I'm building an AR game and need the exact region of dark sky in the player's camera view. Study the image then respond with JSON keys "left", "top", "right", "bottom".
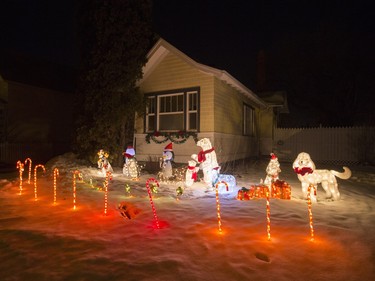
{"left": 1, "top": 0, "right": 78, "bottom": 66}
{"left": 152, "top": 1, "right": 374, "bottom": 87}
{"left": 1, "top": 0, "right": 374, "bottom": 126}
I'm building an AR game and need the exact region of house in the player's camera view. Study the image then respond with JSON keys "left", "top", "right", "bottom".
{"left": 134, "top": 38, "right": 283, "bottom": 164}
{"left": 0, "top": 50, "right": 76, "bottom": 163}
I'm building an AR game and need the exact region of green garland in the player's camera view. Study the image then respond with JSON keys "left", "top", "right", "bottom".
{"left": 145, "top": 131, "right": 198, "bottom": 144}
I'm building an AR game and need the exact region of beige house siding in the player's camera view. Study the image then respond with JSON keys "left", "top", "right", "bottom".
{"left": 134, "top": 38, "right": 272, "bottom": 164}
{"left": 134, "top": 131, "right": 258, "bottom": 164}
{"left": 259, "top": 107, "right": 274, "bottom": 154}
{"left": 139, "top": 52, "right": 215, "bottom": 133}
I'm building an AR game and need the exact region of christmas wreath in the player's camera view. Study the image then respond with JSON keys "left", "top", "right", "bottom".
{"left": 145, "top": 131, "right": 198, "bottom": 144}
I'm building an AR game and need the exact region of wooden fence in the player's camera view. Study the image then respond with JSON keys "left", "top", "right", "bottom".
{"left": 273, "top": 126, "right": 375, "bottom": 165}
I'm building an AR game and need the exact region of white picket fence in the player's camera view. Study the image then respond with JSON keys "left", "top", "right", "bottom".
{"left": 273, "top": 126, "right": 375, "bottom": 165}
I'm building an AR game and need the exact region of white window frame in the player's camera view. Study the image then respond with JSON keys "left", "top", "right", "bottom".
{"left": 157, "top": 92, "right": 184, "bottom": 131}
{"left": 145, "top": 88, "right": 199, "bottom": 133}
{"left": 187, "top": 91, "right": 198, "bottom": 131}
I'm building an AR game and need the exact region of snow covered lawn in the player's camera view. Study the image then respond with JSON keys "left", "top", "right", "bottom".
{"left": 1, "top": 154, "right": 374, "bottom": 281}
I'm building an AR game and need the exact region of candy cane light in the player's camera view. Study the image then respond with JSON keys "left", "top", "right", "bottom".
{"left": 266, "top": 186, "right": 271, "bottom": 241}
{"left": 33, "top": 164, "right": 46, "bottom": 201}
{"left": 53, "top": 168, "right": 59, "bottom": 205}
{"left": 146, "top": 178, "right": 160, "bottom": 229}
{"left": 16, "top": 161, "right": 24, "bottom": 195}
{"left": 215, "top": 181, "right": 228, "bottom": 234}
{"left": 24, "top": 158, "right": 32, "bottom": 184}
{"left": 72, "top": 170, "right": 81, "bottom": 210}
{"left": 104, "top": 171, "right": 112, "bottom": 215}
{"left": 307, "top": 184, "right": 316, "bottom": 241}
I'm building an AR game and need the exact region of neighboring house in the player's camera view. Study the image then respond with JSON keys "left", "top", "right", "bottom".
{"left": 134, "top": 38, "right": 284, "bottom": 164}
{"left": 0, "top": 50, "right": 76, "bottom": 163}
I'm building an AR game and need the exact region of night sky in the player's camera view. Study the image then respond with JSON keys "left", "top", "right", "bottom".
{"left": 1, "top": 0, "right": 374, "bottom": 126}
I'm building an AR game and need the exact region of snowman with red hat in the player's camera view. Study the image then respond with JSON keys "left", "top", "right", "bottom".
{"left": 122, "top": 145, "right": 139, "bottom": 179}
{"left": 160, "top": 142, "right": 174, "bottom": 179}
{"left": 264, "top": 153, "right": 281, "bottom": 187}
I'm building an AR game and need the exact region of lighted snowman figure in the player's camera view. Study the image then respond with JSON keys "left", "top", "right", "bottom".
{"left": 160, "top": 143, "right": 174, "bottom": 179}
{"left": 123, "top": 145, "right": 139, "bottom": 180}
{"left": 263, "top": 153, "right": 281, "bottom": 187}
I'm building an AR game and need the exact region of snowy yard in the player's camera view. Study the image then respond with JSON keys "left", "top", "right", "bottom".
{"left": 0, "top": 153, "right": 374, "bottom": 281}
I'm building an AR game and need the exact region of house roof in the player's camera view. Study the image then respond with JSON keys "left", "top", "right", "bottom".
{"left": 258, "top": 91, "right": 289, "bottom": 113}
{"left": 140, "top": 38, "right": 267, "bottom": 108}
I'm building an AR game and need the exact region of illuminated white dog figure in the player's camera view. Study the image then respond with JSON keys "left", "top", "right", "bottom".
{"left": 293, "top": 152, "right": 351, "bottom": 202}
{"left": 195, "top": 138, "right": 220, "bottom": 187}
{"left": 185, "top": 160, "right": 199, "bottom": 187}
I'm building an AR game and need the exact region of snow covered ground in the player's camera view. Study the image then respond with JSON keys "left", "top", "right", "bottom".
{"left": 0, "top": 153, "right": 374, "bottom": 281}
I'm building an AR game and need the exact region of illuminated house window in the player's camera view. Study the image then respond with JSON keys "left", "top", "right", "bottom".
{"left": 145, "top": 88, "right": 199, "bottom": 132}
{"left": 243, "top": 103, "right": 255, "bottom": 136}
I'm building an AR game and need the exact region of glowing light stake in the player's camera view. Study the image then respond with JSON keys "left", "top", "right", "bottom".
{"left": 307, "top": 184, "right": 317, "bottom": 241}
{"left": 214, "top": 181, "right": 228, "bottom": 233}
{"left": 33, "top": 164, "right": 46, "bottom": 201}
{"left": 53, "top": 168, "right": 59, "bottom": 205}
{"left": 146, "top": 178, "right": 160, "bottom": 229}
{"left": 16, "top": 161, "right": 24, "bottom": 195}
{"left": 104, "top": 171, "right": 112, "bottom": 216}
{"left": 24, "top": 158, "right": 32, "bottom": 184}
{"left": 72, "top": 170, "right": 81, "bottom": 210}
{"left": 266, "top": 186, "right": 271, "bottom": 241}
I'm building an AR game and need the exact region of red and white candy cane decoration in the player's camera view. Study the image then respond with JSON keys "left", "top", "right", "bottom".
{"left": 266, "top": 186, "right": 271, "bottom": 241}
{"left": 146, "top": 178, "right": 160, "bottom": 229}
{"left": 215, "top": 181, "right": 228, "bottom": 233}
{"left": 307, "top": 184, "right": 317, "bottom": 241}
{"left": 104, "top": 171, "right": 112, "bottom": 215}
{"left": 33, "top": 164, "right": 46, "bottom": 201}
{"left": 72, "top": 170, "right": 81, "bottom": 210}
{"left": 24, "top": 158, "right": 32, "bottom": 184}
{"left": 53, "top": 168, "right": 59, "bottom": 205}
{"left": 16, "top": 161, "right": 24, "bottom": 195}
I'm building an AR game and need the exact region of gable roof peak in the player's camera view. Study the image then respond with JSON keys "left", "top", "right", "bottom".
{"left": 141, "top": 38, "right": 267, "bottom": 108}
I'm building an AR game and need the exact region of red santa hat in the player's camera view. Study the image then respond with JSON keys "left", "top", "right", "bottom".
{"left": 164, "top": 142, "right": 173, "bottom": 152}
{"left": 270, "top": 153, "right": 277, "bottom": 160}
{"left": 123, "top": 146, "right": 135, "bottom": 158}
